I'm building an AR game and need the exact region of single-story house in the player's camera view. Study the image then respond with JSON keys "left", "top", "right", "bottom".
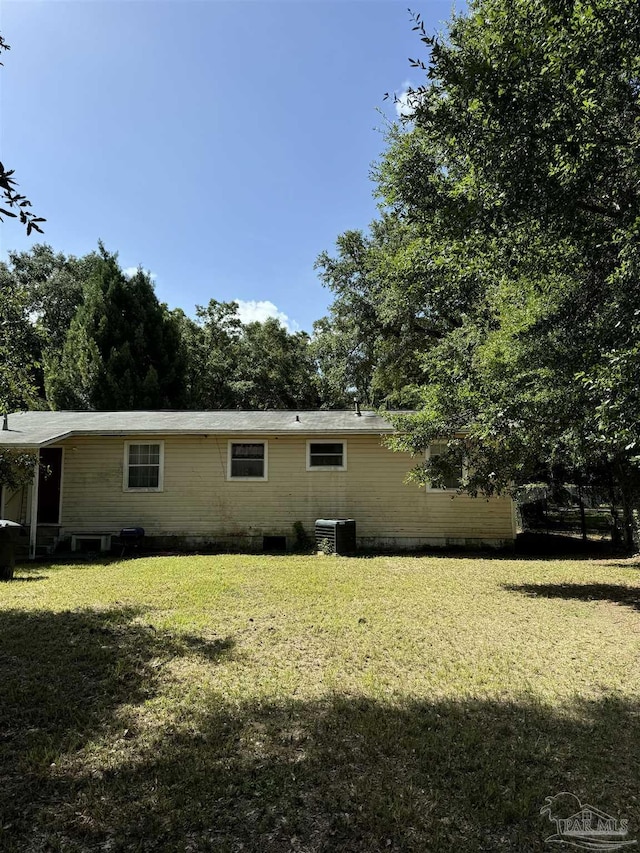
{"left": 0, "top": 409, "right": 516, "bottom": 556}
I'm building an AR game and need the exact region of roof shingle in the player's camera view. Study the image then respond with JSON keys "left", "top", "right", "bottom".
{"left": 0, "top": 410, "right": 404, "bottom": 447}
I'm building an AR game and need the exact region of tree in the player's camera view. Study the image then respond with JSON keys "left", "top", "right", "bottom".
{"left": 9, "top": 244, "right": 99, "bottom": 354}
{"left": 322, "top": 0, "right": 640, "bottom": 547}
{"left": 313, "top": 223, "right": 417, "bottom": 407}
{"left": 0, "top": 254, "right": 46, "bottom": 494}
{"left": 0, "top": 239, "right": 323, "bottom": 415}
{"left": 0, "top": 32, "right": 47, "bottom": 491}
{"left": 188, "top": 299, "right": 243, "bottom": 409}
{"left": 0, "top": 244, "right": 101, "bottom": 408}
{"left": 0, "top": 32, "right": 47, "bottom": 442}
{"left": 184, "top": 300, "right": 321, "bottom": 410}
{"left": 314, "top": 213, "right": 484, "bottom": 407}
{"left": 47, "top": 247, "right": 188, "bottom": 410}
{"left": 387, "top": 0, "right": 640, "bottom": 547}
{"left": 233, "top": 319, "right": 321, "bottom": 409}
{"left": 0, "top": 261, "right": 43, "bottom": 413}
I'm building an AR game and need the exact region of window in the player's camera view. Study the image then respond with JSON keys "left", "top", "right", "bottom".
{"left": 427, "top": 442, "right": 465, "bottom": 490}
{"left": 124, "top": 442, "right": 164, "bottom": 491}
{"left": 307, "top": 441, "right": 347, "bottom": 471}
{"left": 228, "top": 442, "right": 267, "bottom": 480}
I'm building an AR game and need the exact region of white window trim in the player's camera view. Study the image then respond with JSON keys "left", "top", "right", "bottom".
{"left": 425, "top": 442, "right": 467, "bottom": 492}
{"left": 306, "top": 439, "right": 347, "bottom": 472}
{"left": 227, "top": 440, "right": 268, "bottom": 481}
{"left": 123, "top": 440, "right": 165, "bottom": 492}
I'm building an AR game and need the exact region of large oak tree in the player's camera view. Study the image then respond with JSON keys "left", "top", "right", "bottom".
{"left": 320, "top": 0, "right": 640, "bottom": 546}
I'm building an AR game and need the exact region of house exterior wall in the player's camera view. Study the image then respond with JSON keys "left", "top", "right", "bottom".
{"left": 48, "top": 433, "right": 515, "bottom": 549}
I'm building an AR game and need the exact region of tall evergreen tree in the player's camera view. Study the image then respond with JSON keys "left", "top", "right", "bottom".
{"left": 47, "top": 247, "right": 188, "bottom": 410}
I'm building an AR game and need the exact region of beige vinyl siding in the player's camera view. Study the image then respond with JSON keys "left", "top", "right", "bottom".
{"left": 2, "top": 487, "right": 26, "bottom": 524}
{"left": 57, "top": 433, "right": 514, "bottom": 543}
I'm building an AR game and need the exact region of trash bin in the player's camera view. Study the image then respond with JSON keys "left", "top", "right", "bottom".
{"left": 0, "top": 520, "right": 23, "bottom": 581}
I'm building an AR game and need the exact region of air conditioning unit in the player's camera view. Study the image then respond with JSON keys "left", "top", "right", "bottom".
{"left": 315, "top": 519, "right": 356, "bottom": 555}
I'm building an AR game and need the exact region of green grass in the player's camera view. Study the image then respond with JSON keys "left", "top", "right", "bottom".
{"left": 1, "top": 553, "right": 639, "bottom": 852}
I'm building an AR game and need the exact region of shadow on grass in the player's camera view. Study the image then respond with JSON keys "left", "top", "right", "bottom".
{"left": 504, "top": 582, "right": 640, "bottom": 612}
{"left": 514, "top": 531, "right": 618, "bottom": 559}
{"left": 2, "top": 639, "right": 639, "bottom": 853}
{"left": 358, "top": 533, "right": 620, "bottom": 562}
{"left": 5, "top": 564, "right": 50, "bottom": 582}
{"left": 93, "top": 695, "right": 639, "bottom": 853}
{"left": 0, "top": 606, "right": 234, "bottom": 851}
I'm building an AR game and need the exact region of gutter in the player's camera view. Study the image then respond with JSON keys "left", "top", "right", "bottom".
{"left": 0, "top": 429, "right": 397, "bottom": 446}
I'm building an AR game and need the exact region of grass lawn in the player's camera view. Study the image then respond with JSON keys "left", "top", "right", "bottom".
{"left": 1, "top": 553, "right": 639, "bottom": 852}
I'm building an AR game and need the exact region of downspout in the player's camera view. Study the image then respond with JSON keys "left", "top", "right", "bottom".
{"left": 29, "top": 454, "right": 39, "bottom": 560}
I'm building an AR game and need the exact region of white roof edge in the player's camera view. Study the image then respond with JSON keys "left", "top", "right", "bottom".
{"left": 0, "top": 442, "right": 41, "bottom": 450}
{"left": 41, "top": 431, "right": 74, "bottom": 446}
{"left": 0, "top": 431, "right": 74, "bottom": 448}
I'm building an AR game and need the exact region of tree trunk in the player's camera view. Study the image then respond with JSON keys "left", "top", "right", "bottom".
{"left": 577, "top": 484, "right": 587, "bottom": 542}
{"left": 610, "top": 503, "right": 622, "bottom": 547}
{"left": 619, "top": 487, "right": 639, "bottom": 554}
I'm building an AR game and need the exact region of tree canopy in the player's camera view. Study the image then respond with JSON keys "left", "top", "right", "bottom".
{"left": 317, "top": 0, "right": 640, "bottom": 546}
{"left": 46, "top": 248, "right": 189, "bottom": 410}
{"left": 0, "top": 243, "right": 324, "bottom": 418}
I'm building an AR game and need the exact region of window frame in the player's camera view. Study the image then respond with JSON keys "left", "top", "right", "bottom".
{"left": 123, "top": 440, "right": 165, "bottom": 492}
{"left": 227, "top": 440, "right": 269, "bottom": 481}
{"left": 306, "top": 439, "right": 347, "bottom": 472}
{"left": 425, "top": 442, "right": 467, "bottom": 492}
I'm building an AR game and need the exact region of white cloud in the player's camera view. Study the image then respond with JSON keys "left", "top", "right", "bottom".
{"left": 123, "top": 266, "right": 157, "bottom": 281}
{"left": 395, "top": 81, "right": 421, "bottom": 118}
{"left": 235, "top": 299, "right": 299, "bottom": 332}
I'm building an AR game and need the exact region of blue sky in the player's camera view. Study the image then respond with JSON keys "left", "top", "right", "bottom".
{"left": 1, "top": 0, "right": 457, "bottom": 332}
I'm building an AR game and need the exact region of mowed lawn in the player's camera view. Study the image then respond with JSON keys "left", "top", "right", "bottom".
{"left": 1, "top": 554, "right": 639, "bottom": 852}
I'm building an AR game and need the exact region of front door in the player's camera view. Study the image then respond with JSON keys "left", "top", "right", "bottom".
{"left": 37, "top": 448, "right": 63, "bottom": 524}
